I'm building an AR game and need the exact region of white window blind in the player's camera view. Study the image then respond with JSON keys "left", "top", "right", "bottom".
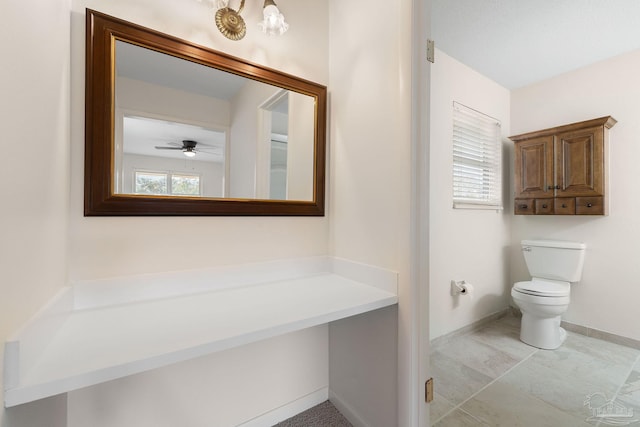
{"left": 452, "top": 102, "right": 502, "bottom": 209}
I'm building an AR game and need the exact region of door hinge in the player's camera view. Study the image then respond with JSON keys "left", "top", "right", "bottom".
{"left": 427, "top": 39, "right": 435, "bottom": 63}
{"left": 425, "top": 377, "right": 434, "bottom": 403}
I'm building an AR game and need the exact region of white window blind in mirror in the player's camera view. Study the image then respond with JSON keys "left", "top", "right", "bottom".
{"left": 452, "top": 102, "right": 502, "bottom": 209}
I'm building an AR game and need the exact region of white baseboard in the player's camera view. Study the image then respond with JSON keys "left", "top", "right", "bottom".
{"left": 329, "top": 389, "right": 372, "bottom": 427}
{"left": 237, "top": 387, "right": 329, "bottom": 427}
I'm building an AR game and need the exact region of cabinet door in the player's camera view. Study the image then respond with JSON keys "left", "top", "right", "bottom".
{"left": 514, "top": 136, "right": 554, "bottom": 198}
{"left": 555, "top": 126, "right": 604, "bottom": 197}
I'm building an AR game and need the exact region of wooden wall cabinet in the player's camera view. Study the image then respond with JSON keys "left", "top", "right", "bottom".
{"left": 511, "top": 116, "right": 616, "bottom": 216}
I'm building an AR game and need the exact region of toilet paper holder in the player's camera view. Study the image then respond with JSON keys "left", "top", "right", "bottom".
{"left": 451, "top": 280, "right": 474, "bottom": 296}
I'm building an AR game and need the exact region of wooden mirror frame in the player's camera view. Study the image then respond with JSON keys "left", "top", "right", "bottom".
{"left": 85, "top": 9, "right": 326, "bottom": 216}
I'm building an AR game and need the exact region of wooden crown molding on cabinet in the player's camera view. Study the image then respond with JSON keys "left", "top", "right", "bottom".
{"left": 511, "top": 116, "right": 616, "bottom": 216}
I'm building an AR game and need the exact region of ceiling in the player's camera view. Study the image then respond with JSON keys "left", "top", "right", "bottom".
{"left": 116, "top": 40, "right": 291, "bottom": 162}
{"left": 116, "top": 40, "right": 246, "bottom": 100}
{"left": 432, "top": 0, "right": 640, "bottom": 89}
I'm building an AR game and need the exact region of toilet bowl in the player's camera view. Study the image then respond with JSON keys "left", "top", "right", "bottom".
{"left": 511, "top": 279, "right": 570, "bottom": 349}
{"left": 511, "top": 240, "right": 586, "bottom": 350}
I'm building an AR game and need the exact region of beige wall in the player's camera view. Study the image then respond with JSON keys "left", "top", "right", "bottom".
{"left": 69, "top": 0, "right": 330, "bottom": 281}
{"left": 431, "top": 46, "right": 640, "bottom": 344}
{"left": 286, "top": 92, "right": 315, "bottom": 201}
{"left": 0, "top": 0, "right": 71, "bottom": 425}
{"left": 1, "top": 0, "right": 330, "bottom": 425}
{"left": 328, "top": 0, "right": 414, "bottom": 424}
{"left": 429, "top": 49, "right": 512, "bottom": 339}
{"left": 511, "top": 48, "right": 640, "bottom": 342}
{"left": 228, "top": 79, "right": 280, "bottom": 198}
{"left": 1, "top": 0, "right": 429, "bottom": 424}
{"left": 66, "top": 0, "right": 330, "bottom": 425}
{"left": 68, "top": 327, "right": 329, "bottom": 427}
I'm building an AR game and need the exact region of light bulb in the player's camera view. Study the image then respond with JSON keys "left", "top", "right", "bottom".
{"left": 258, "top": 3, "right": 288, "bottom": 36}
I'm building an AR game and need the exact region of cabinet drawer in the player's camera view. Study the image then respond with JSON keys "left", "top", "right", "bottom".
{"left": 515, "top": 199, "right": 534, "bottom": 215}
{"left": 554, "top": 198, "right": 576, "bottom": 215}
{"left": 576, "top": 197, "right": 605, "bottom": 215}
{"left": 535, "top": 198, "right": 554, "bottom": 214}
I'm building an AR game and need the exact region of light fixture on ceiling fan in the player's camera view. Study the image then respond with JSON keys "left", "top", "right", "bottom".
{"left": 214, "top": 0, "right": 288, "bottom": 41}
{"left": 155, "top": 140, "right": 208, "bottom": 158}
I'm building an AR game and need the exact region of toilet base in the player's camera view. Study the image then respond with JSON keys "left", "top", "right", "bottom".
{"left": 519, "top": 313, "right": 566, "bottom": 350}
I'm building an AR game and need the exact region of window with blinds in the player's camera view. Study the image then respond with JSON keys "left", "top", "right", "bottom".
{"left": 452, "top": 102, "right": 502, "bottom": 209}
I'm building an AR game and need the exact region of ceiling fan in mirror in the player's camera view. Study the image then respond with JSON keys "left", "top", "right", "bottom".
{"left": 154, "top": 140, "right": 219, "bottom": 158}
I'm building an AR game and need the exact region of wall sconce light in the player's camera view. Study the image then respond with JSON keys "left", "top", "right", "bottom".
{"left": 258, "top": 0, "right": 289, "bottom": 36}
{"left": 215, "top": 0, "right": 247, "bottom": 40}
{"left": 214, "top": 0, "right": 288, "bottom": 41}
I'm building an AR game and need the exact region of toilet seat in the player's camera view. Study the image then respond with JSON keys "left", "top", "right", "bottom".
{"left": 513, "top": 278, "right": 570, "bottom": 297}
{"left": 511, "top": 288, "right": 570, "bottom": 306}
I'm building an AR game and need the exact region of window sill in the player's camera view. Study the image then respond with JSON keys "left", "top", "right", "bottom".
{"left": 453, "top": 202, "right": 503, "bottom": 211}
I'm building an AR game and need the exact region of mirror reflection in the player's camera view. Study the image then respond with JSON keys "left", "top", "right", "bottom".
{"left": 119, "top": 115, "right": 227, "bottom": 197}
{"left": 114, "top": 40, "right": 315, "bottom": 201}
{"left": 85, "top": 9, "right": 326, "bottom": 216}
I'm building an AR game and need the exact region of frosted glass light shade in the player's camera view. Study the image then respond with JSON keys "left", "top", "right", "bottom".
{"left": 258, "top": 4, "right": 289, "bottom": 35}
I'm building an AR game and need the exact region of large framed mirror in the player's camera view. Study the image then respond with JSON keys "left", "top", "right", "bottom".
{"left": 85, "top": 9, "right": 326, "bottom": 216}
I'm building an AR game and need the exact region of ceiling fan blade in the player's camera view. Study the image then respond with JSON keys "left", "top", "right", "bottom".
{"left": 154, "top": 146, "right": 182, "bottom": 150}
{"left": 194, "top": 141, "right": 218, "bottom": 148}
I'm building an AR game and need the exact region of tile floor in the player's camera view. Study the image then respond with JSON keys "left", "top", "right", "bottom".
{"left": 431, "top": 314, "right": 640, "bottom": 426}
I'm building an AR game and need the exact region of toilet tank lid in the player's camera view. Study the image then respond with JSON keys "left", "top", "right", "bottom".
{"left": 522, "top": 239, "right": 586, "bottom": 250}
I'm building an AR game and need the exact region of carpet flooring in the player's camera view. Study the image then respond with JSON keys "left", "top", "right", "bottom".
{"left": 273, "top": 400, "right": 353, "bottom": 427}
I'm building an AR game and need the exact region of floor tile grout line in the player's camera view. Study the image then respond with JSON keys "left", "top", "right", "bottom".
{"left": 612, "top": 352, "right": 640, "bottom": 401}
{"left": 432, "top": 346, "right": 540, "bottom": 424}
{"left": 455, "top": 406, "right": 492, "bottom": 426}
{"left": 591, "top": 353, "right": 640, "bottom": 427}
{"left": 432, "top": 320, "right": 640, "bottom": 426}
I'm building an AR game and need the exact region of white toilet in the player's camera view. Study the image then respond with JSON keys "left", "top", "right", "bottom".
{"left": 511, "top": 239, "right": 586, "bottom": 350}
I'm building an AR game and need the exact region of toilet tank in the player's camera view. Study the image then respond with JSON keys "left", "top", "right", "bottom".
{"left": 521, "top": 239, "right": 586, "bottom": 282}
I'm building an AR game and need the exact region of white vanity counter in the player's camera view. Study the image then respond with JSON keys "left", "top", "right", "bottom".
{"left": 3, "top": 257, "right": 397, "bottom": 407}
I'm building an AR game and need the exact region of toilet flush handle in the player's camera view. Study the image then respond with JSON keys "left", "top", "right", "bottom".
{"left": 522, "top": 246, "right": 532, "bottom": 252}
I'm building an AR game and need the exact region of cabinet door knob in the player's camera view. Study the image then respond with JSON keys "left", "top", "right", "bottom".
{"left": 519, "top": 204, "right": 528, "bottom": 209}
{"left": 562, "top": 204, "right": 567, "bottom": 208}
{"left": 555, "top": 185, "right": 561, "bottom": 190}
{"left": 587, "top": 203, "right": 593, "bottom": 208}
{"left": 547, "top": 186, "right": 553, "bottom": 190}
{"left": 542, "top": 204, "right": 548, "bottom": 208}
